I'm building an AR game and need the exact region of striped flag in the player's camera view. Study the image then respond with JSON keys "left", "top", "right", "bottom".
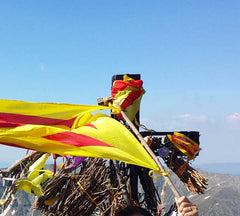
{"left": 0, "top": 99, "right": 159, "bottom": 171}
{"left": 111, "top": 74, "right": 145, "bottom": 122}
{"left": 167, "top": 132, "right": 200, "bottom": 158}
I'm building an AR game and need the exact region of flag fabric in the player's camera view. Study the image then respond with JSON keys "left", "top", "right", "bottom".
{"left": 111, "top": 75, "right": 145, "bottom": 122}
{"left": 15, "top": 153, "right": 53, "bottom": 196}
{"left": 167, "top": 132, "right": 200, "bottom": 159}
{"left": 0, "top": 99, "right": 159, "bottom": 171}
{"left": 63, "top": 156, "right": 86, "bottom": 169}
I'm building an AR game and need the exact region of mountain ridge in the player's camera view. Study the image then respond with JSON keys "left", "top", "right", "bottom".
{"left": 194, "top": 162, "right": 240, "bottom": 176}
{"left": 1, "top": 168, "right": 240, "bottom": 216}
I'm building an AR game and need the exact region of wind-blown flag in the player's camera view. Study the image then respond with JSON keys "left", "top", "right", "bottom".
{"left": 167, "top": 132, "right": 200, "bottom": 159}
{"left": 111, "top": 75, "right": 145, "bottom": 122}
{"left": 0, "top": 99, "right": 159, "bottom": 171}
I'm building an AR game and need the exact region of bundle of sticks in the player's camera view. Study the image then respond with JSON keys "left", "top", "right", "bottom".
{"left": 0, "top": 153, "right": 129, "bottom": 216}
{"left": 33, "top": 158, "right": 127, "bottom": 216}
{"left": 149, "top": 135, "right": 208, "bottom": 194}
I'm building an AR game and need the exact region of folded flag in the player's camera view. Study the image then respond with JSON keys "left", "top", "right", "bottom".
{"left": 14, "top": 153, "right": 53, "bottom": 196}
{"left": 0, "top": 99, "right": 159, "bottom": 171}
{"left": 167, "top": 132, "right": 200, "bottom": 159}
{"left": 111, "top": 74, "right": 145, "bottom": 122}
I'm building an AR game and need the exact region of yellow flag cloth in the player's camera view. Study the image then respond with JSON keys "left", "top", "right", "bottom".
{"left": 14, "top": 153, "right": 53, "bottom": 197}
{"left": 0, "top": 99, "right": 159, "bottom": 171}
{"left": 111, "top": 75, "right": 145, "bottom": 122}
{"left": 27, "top": 153, "right": 51, "bottom": 181}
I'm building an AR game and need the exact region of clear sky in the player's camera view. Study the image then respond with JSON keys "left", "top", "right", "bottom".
{"left": 0, "top": 0, "right": 239, "bottom": 166}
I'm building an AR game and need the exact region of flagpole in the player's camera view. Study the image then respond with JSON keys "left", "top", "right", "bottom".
{"left": 117, "top": 105, "right": 180, "bottom": 198}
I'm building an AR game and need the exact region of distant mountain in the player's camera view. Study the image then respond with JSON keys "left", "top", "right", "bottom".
{"left": 194, "top": 163, "right": 240, "bottom": 176}
{"left": 154, "top": 170, "right": 240, "bottom": 216}
{"left": 189, "top": 171, "right": 240, "bottom": 216}
{"left": 0, "top": 177, "right": 35, "bottom": 216}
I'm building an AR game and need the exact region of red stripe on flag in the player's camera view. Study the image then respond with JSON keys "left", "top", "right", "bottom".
{"left": 174, "top": 135, "right": 198, "bottom": 151}
{"left": 175, "top": 142, "right": 194, "bottom": 157}
{"left": 0, "top": 141, "right": 35, "bottom": 150}
{"left": 43, "top": 132, "right": 113, "bottom": 148}
{"left": 111, "top": 80, "right": 143, "bottom": 97}
{"left": 0, "top": 121, "right": 25, "bottom": 128}
{"left": 170, "top": 135, "right": 195, "bottom": 157}
{"left": 120, "top": 90, "right": 142, "bottom": 110}
{"left": 84, "top": 124, "right": 97, "bottom": 129}
{"left": 0, "top": 113, "right": 76, "bottom": 128}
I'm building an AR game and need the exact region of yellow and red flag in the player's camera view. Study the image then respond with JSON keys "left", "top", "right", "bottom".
{"left": 0, "top": 99, "right": 159, "bottom": 171}
{"left": 167, "top": 132, "right": 200, "bottom": 159}
{"left": 111, "top": 75, "right": 145, "bottom": 122}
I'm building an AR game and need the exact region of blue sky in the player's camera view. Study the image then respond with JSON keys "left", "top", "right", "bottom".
{"left": 0, "top": 0, "right": 239, "bottom": 166}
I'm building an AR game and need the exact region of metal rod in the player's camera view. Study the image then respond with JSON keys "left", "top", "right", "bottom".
{"left": 140, "top": 131, "right": 199, "bottom": 137}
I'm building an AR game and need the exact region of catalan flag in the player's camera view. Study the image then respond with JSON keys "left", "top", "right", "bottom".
{"left": 0, "top": 99, "right": 159, "bottom": 171}
{"left": 167, "top": 132, "right": 200, "bottom": 159}
{"left": 111, "top": 75, "right": 145, "bottom": 122}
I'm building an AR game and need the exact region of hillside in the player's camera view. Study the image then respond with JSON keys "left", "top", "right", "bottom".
{"left": 154, "top": 170, "right": 240, "bottom": 216}
{"left": 190, "top": 171, "right": 240, "bottom": 216}
{"left": 1, "top": 169, "right": 240, "bottom": 216}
